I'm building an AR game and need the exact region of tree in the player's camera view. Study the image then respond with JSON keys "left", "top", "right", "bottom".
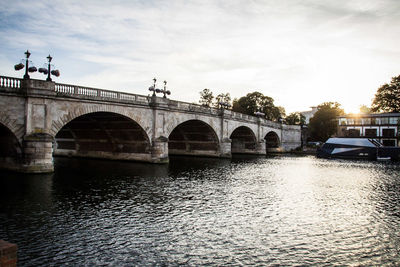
{"left": 359, "top": 105, "right": 371, "bottom": 114}
{"left": 214, "top": 93, "right": 232, "bottom": 108}
{"left": 285, "top": 112, "right": 306, "bottom": 125}
{"left": 276, "top": 106, "right": 286, "bottom": 122}
{"left": 199, "top": 88, "right": 214, "bottom": 107}
{"left": 232, "top": 91, "right": 284, "bottom": 122}
{"left": 308, "top": 102, "right": 344, "bottom": 142}
{"left": 371, "top": 74, "right": 400, "bottom": 113}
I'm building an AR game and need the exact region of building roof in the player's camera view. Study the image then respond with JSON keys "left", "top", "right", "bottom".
{"left": 326, "top": 138, "right": 379, "bottom": 147}
{"left": 338, "top": 112, "right": 400, "bottom": 118}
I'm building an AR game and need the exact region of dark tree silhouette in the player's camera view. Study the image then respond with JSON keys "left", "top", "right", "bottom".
{"left": 371, "top": 75, "right": 400, "bottom": 113}
{"left": 285, "top": 112, "right": 305, "bottom": 125}
{"left": 309, "top": 102, "right": 344, "bottom": 142}
{"left": 199, "top": 88, "right": 214, "bottom": 107}
{"left": 232, "top": 91, "right": 285, "bottom": 122}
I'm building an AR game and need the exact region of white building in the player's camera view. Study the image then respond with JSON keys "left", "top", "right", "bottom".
{"left": 300, "top": 106, "right": 318, "bottom": 124}
{"left": 337, "top": 113, "right": 400, "bottom": 147}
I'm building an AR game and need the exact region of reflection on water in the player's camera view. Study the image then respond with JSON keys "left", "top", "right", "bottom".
{"left": 1, "top": 156, "right": 400, "bottom": 266}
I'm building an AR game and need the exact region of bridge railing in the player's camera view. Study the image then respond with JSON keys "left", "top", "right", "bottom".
{"left": 168, "top": 100, "right": 267, "bottom": 123}
{"left": 168, "top": 100, "right": 221, "bottom": 115}
{"left": 0, "top": 76, "right": 21, "bottom": 89}
{"left": 55, "top": 82, "right": 148, "bottom": 103}
{"left": 0, "top": 75, "right": 282, "bottom": 128}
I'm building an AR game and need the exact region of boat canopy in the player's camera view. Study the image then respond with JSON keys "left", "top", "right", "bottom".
{"left": 325, "top": 138, "right": 380, "bottom": 148}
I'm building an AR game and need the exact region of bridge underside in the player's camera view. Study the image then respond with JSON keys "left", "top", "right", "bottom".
{"left": 54, "top": 112, "right": 152, "bottom": 162}
{"left": 230, "top": 126, "right": 257, "bottom": 154}
{"left": 265, "top": 131, "right": 281, "bottom": 153}
{"left": 168, "top": 120, "right": 220, "bottom": 157}
{"left": 0, "top": 124, "right": 22, "bottom": 171}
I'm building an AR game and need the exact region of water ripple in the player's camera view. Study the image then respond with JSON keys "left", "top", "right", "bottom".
{"left": 1, "top": 156, "right": 400, "bottom": 266}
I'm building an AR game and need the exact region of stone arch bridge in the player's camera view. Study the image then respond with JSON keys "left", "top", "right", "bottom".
{"left": 0, "top": 76, "right": 301, "bottom": 173}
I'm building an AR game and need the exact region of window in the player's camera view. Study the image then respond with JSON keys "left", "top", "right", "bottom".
{"left": 348, "top": 129, "right": 360, "bottom": 137}
{"left": 381, "top": 117, "right": 389, "bottom": 124}
{"left": 347, "top": 119, "right": 355, "bottom": 125}
{"left": 382, "top": 129, "right": 395, "bottom": 137}
{"left": 362, "top": 118, "right": 371, "bottom": 125}
{"left": 389, "top": 117, "right": 398, "bottom": 125}
{"left": 339, "top": 118, "right": 347, "bottom": 125}
{"left": 365, "top": 129, "right": 377, "bottom": 137}
{"left": 382, "top": 139, "right": 396, "bottom": 146}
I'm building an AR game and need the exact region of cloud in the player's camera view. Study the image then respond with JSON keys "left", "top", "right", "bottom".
{"left": 1, "top": 0, "right": 400, "bottom": 112}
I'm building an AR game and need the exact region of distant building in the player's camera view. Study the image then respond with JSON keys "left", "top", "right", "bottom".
{"left": 337, "top": 113, "right": 400, "bottom": 146}
{"left": 300, "top": 106, "right": 318, "bottom": 125}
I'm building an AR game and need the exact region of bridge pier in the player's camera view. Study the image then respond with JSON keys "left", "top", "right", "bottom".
{"left": 21, "top": 133, "right": 54, "bottom": 173}
{"left": 151, "top": 136, "right": 169, "bottom": 163}
{"left": 220, "top": 138, "right": 232, "bottom": 158}
{"left": 255, "top": 140, "right": 266, "bottom": 155}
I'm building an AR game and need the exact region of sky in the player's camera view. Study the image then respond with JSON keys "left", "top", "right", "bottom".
{"left": 1, "top": 0, "right": 400, "bottom": 114}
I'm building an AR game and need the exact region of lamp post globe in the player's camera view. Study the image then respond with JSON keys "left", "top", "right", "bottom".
{"left": 14, "top": 50, "right": 37, "bottom": 79}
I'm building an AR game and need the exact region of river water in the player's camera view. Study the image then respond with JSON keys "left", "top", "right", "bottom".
{"left": 1, "top": 155, "right": 400, "bottom": 266}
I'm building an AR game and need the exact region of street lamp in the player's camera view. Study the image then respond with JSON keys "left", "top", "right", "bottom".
{"left": 14, "top": 50, "right": 37, "bottom": 79}
{"left": 148, "top": 78, "right": 171, "bottom": 98}
{"left": 160, "top": 80, "right": 171, "bottom": 98}
{"left": 149, "top": 78, "right": 158, "bottom": 96}
{"left": 254, "top": 110, "right": 265, "bottom": 117}
{"left": 38, "top": 55, "right": 60, "bottom": 81}
{"left": 219, "top": 101, "right": 231, "bottom": 109}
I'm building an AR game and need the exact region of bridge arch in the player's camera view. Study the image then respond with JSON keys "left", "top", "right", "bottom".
{"left": 230, "top": 126, "right": 257, "bottom": 154}
{"left": 0, "top": 112, "right": 24, "bottom": 141}
{"left": 168, "top": 119, "right": 220, "bottom": 156}
{"left": 265, "top": 131, "right": 280, "bottom": 149}
{"left": 54, "top": 111, "right": 152, "bottom": 162}
{"left": 50, "top": 105, "right": 151, "bottom": 138}
{"left": 0, "top": 123, "right": 23, "bottom": 167}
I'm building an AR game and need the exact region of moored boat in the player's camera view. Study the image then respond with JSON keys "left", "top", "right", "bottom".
{"left": 317, "top": 138, "right": 379, "bottom": 160}
{"left": 317, "top": 138, "right": 400, "bottom": 161}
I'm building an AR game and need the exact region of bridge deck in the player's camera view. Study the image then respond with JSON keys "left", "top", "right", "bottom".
{"left": 0, "top": 75, "right": 281, "bottom": 128}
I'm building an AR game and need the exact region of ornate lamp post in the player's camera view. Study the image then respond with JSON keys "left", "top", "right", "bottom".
{"left": 38, "top": 55, "right": 60, "bottom": 81}
{"left": 254, "top": 110, "right": 265, "bottom": 117}
{"left": 149, "top": 78, "right": 158, "bottom": 96}
{"left": 148, "top": 78, "right": 171, "bottom": 98}
{"left": 14, "top": 50, "right": 37, "bottom": 79}
{"left": 160, "top": 80, "right": 171, "bottom": 98}
{"left": 219, "top": 101, "right": 231, "bottom": 109}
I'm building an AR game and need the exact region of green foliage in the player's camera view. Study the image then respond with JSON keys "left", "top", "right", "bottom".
{"left": 232, "top": 91, "right": 285, "bottom": 122}
{"left": 371, "top": 75, "right": 400, "bottom": 113}
{"left": 284, "top": 112, "right": 305, "bottom": 125}
{"left": 359, "top": 105, "right": 371, "bottom": 114}
{"left": 199, "top": 88, "right": 214, "bottom": 107}
{"left": 214, "top": 93, "right": 232, "bottom": 108}
{"left": 277, "top": 106, "right": 286, "bottom": 121}
{"left": 308, "top": 102, "right": 344, "bottom": 142}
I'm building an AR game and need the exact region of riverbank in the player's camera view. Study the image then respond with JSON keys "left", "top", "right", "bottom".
{"left": 268, "top": 148, "right": 317, "bottom": 156}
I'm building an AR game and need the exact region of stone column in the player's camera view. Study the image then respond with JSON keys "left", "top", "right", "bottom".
{"left": 0, "top": 240, "right": 17, "bottom": 267}
{"left": 220, "top": 138, "right": 232, "bottom": 158}
{"left": 22, "top": 133, "right": 54, "bottom": 173}
{"left": 255, "top": 140, "right": 266, "bottom": 155}
{"left": 151, "top": 136, "right": 169, "bottom": 163}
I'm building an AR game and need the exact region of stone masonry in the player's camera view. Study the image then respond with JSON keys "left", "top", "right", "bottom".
{"left": 0, "top": 75, "right": 302, "bottom": 173}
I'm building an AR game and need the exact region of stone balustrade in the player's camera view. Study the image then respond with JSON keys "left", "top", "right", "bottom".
{"left": 0, "top": 76, "right": 21, "bottom": 89}
{"left": 55, "top": 82, "right": 148, "bottom": 103}
{"left": 0, "top": 75, "right": 281, "bottom": 127}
